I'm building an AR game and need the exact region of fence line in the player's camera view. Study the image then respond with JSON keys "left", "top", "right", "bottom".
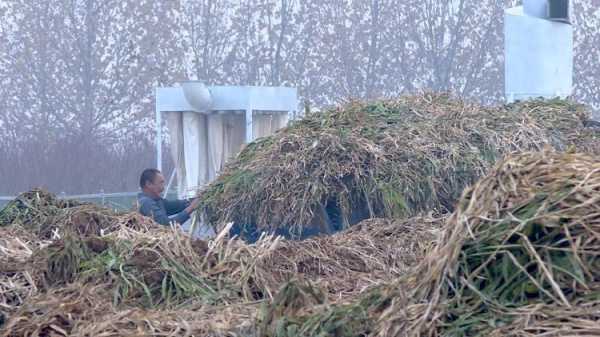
{"left": 0, "top": 191, "right": 182, "bottom": 200}
{"left": 0, "top": 191, "right": 139, "bottom": 200}
{"left": 0, "top": 191, "right": 146, "bottom": 210}
{"left": 0, "top": 191, "right": 181, "bottom": 211}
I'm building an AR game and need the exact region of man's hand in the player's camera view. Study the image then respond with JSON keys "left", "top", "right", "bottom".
{"left": 184, "top": 198, "right": 201, "bottom": 215}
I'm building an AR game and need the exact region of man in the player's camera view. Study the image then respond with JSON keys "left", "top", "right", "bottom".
{"left": 137, "top": 168, "right": 200, "bottom": 226}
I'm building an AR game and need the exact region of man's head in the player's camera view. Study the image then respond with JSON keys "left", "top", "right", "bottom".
{"left": 139, "top": 168, "right": 165, "bottom": 198}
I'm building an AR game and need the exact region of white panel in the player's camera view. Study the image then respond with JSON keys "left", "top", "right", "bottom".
{"left": 157, "top": 86, "right": 298, "bottom": 115}
{"left": 157, "top": 88, "right": 196, "bottom": 112}
{"left": 207, "top": 114, "right": 225, "bottom": 179}
{"left": 224, "top": 114, "right": 246, "bottom": 160}
{"left": 523, "top": 0, "right": 547, "bottom": 18}
{"left": 182, "top": 112, "right": 208, "bottom": 198}
{"left": 253, "top": 113, "right": 289, "bottom": 139}
{"left": 156, "top": 84, "right": 299, "bottom": 198}
{"left": 165, "top": 112, "right": 186, "bottom": 199}
{"left": 248, "top": 86, "right": 298, "bottom": 112}
{"left": 505, "top": 6, "right": 573, "bottom": 102}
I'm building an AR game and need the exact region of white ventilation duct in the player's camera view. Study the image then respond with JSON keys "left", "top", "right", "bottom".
{"left": 181, "top": 81, "right": 213, "bottom": 113}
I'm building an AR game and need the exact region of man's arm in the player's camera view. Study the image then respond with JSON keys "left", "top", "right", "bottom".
{"left": 166, "top": 198, "right": 202, "bottom": 217}
{"left": 164, "top": 199, "right": 190, "bottom": 215}
{"left": 168, "top": 208, "right": 191, "bottom": 225}
{"left": 139, "top": 198, "right": 191, "bottom": 226}
{"left": 139, "top": 198, "right": 173, "bottom": 225}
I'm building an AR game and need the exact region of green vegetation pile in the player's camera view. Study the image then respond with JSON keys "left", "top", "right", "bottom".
{"left": 0, "top": 190, "right": 437, "bottom": 335}
{"left": 200, "top": 95, "right": 596, "bottom": 238}
{"left": 0, "top": 189, "right": 155, "bottom": 239}
{"left": 1, "top": 283, "right": 258, "bottom": 337}
{"left": 378, "top": 150, "right": 600, "bottom": 337}
{"left": 258, "top": 151, "right": 600, "bottom": 337}
{"left": 258, "top": 216, "right": 440, "bottom": 299}
{"left": 3, "top": 95, "right": 599, "bottom": 336}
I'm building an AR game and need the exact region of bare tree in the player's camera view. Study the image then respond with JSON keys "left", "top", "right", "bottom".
{"left": 572, "top": 0, "right": 600, "bottom": 114}
{"left": 0, "top": 0, "right": 184, "bottom": 194}
{"left": 2, "top": 0, "right": 600, "bottom": 194}
{"left": 57, "top": 0, "right": 184, "bottom": 140}
{"left": 182, "top": 0, "right": 234, "bottom": 82}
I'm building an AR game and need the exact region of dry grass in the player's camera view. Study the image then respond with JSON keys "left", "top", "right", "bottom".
{"left": 1, "top": 190, "right": 441, "bottom": 335}
{"left": 257, "top": 151, "right": 600, "bottom": 337}
{"left": 488, "top": 301, "right": 600, "bottom": 337}
{"left": 0, "top": 226, "right": 46, "bottom": 320}
{"left": 200, "top": 95, "right": 595, "bottom": 238}
{"left": 376, "top": 151, "right": 600, "bottom": 337}
{"left": 3, "top": 96, "right": 599, "bottom": 336}
{"left": 259, "top": 216, "right": 441, "bottom": 300}
{"left": 1, "top": 282, "right": 259, "bottom": 337}
{"left": 26, "top": 215, "right": 437, "bottom": 309}
{"left": 0, "top": 189, "right": 158, "bottom": 240}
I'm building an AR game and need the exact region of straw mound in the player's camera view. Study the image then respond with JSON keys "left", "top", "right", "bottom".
{"left": 376, "top": 151, "right": 600, "bottom": 336}
{"left": 258, "top": 280, "right": 394, "bottom": 337}
{"left": 260, "top": 216, "right": 441, "bottom": 299}
{"left": 0, "top": 189, "right": 158, "bottom": 239}
{"left": 200, "top": 95, "right": 595, "bottom": 238}
{"left": 15, "top": 147, "right": 600, "bottom": 337}
{"left": 26, "top": 214, "right": 438, "bottom": 311}
{"left": 488, "top": 302, "right": 600, "bottom": 337}
{"left": 1, "top": 282, "right": 257, "bottom": 337}
{"left": 0, "top": 195, "right": 441, "bottom": 334}
{"left": 258, "top": 151, "right": 600, "bottom": 337}
{"left": 1, "top": 283, "right": 111, "bottom": 337}
{"left": 0, "top": 226, "right": 46, "bottom": 321}
{"left": 0, "top": 191, "right": 160, "bottom": 321}
{"left": 31, "top": 225, "right": 268, "bottom": 307}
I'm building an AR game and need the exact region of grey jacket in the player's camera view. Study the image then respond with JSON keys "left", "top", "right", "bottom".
{"left": 137, "top": 192, "right": 190, "bottom": 226}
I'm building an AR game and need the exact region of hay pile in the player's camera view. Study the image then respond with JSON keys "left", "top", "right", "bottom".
{"left": 376, "top": 150, "right": 600, "bottom": 337}
{"left": 0, "top": 226, "right": 45, "bottom": 320}
{"left": 200, "top": 95, "right": 596, "bottom": 239}
{"left": 22, "top": 216, "right": 438, "bottom": 308}
{"left": 0, "top": 190, "right": 162, "bottom": 313}
{"left": 259, "top": 216, "right": 441, "bottom": 299}
{"left": 258, "top": 151, "right": 600, "bottom": 337}
{"left": 0, "top": 190, "right": 160, "bottom": 328}
{"left": 0, "top": 189, "right": 437, "bottom": 335}
{"left": 0, "top": 189, "right": 155, "bottom": 239}
{"left": 3, "top": 95, "right": 598, "bottom": 335}
{"left": 1, "top": 283, "right": 258, "bottom": 337}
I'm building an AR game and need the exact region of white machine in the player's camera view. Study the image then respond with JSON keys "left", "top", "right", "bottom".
{"left": 505, "top": 0, "right": 572, "bottom": 103}
{"left": 155, "top": 82, "right": 298, "bottom": 199}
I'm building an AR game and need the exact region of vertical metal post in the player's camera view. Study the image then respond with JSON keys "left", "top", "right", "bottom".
{"left": 156, "top": 87, "right": 162, "bottom": 172}
{"left": 507, "top": 92, "right": 515, "bottom": 104}
{"left": 245, "top": 108, "right": 253, "bottom": 143}
{"left": 164, "top": 168, "right": 176, "bottom": 199}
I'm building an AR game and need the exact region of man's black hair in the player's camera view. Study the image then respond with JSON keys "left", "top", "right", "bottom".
{"left": 140, "top": 168, "right": 161, "bottom": 189}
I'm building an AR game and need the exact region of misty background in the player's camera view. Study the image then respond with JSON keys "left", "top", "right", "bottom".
{"left": 1, "top": 0, "right": 599, "bottom": 196}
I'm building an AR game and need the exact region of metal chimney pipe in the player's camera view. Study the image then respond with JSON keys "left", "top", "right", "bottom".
{"left": 523, "top": 0, "right": 548, "bottom": 18}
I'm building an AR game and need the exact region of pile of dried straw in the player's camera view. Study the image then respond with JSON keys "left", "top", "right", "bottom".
{"left": 200, "top": 95, "right": 596, "bottom": 239}
{"left": 1, "top": 189, "right": 437, "bottom": 335}
{"left": 259, "top": 151, "right": 600, "bottom": 337}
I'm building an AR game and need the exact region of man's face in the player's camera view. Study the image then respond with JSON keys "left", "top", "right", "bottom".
{"left": 146, "top": 173, "right": 165, "bottom": 197}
